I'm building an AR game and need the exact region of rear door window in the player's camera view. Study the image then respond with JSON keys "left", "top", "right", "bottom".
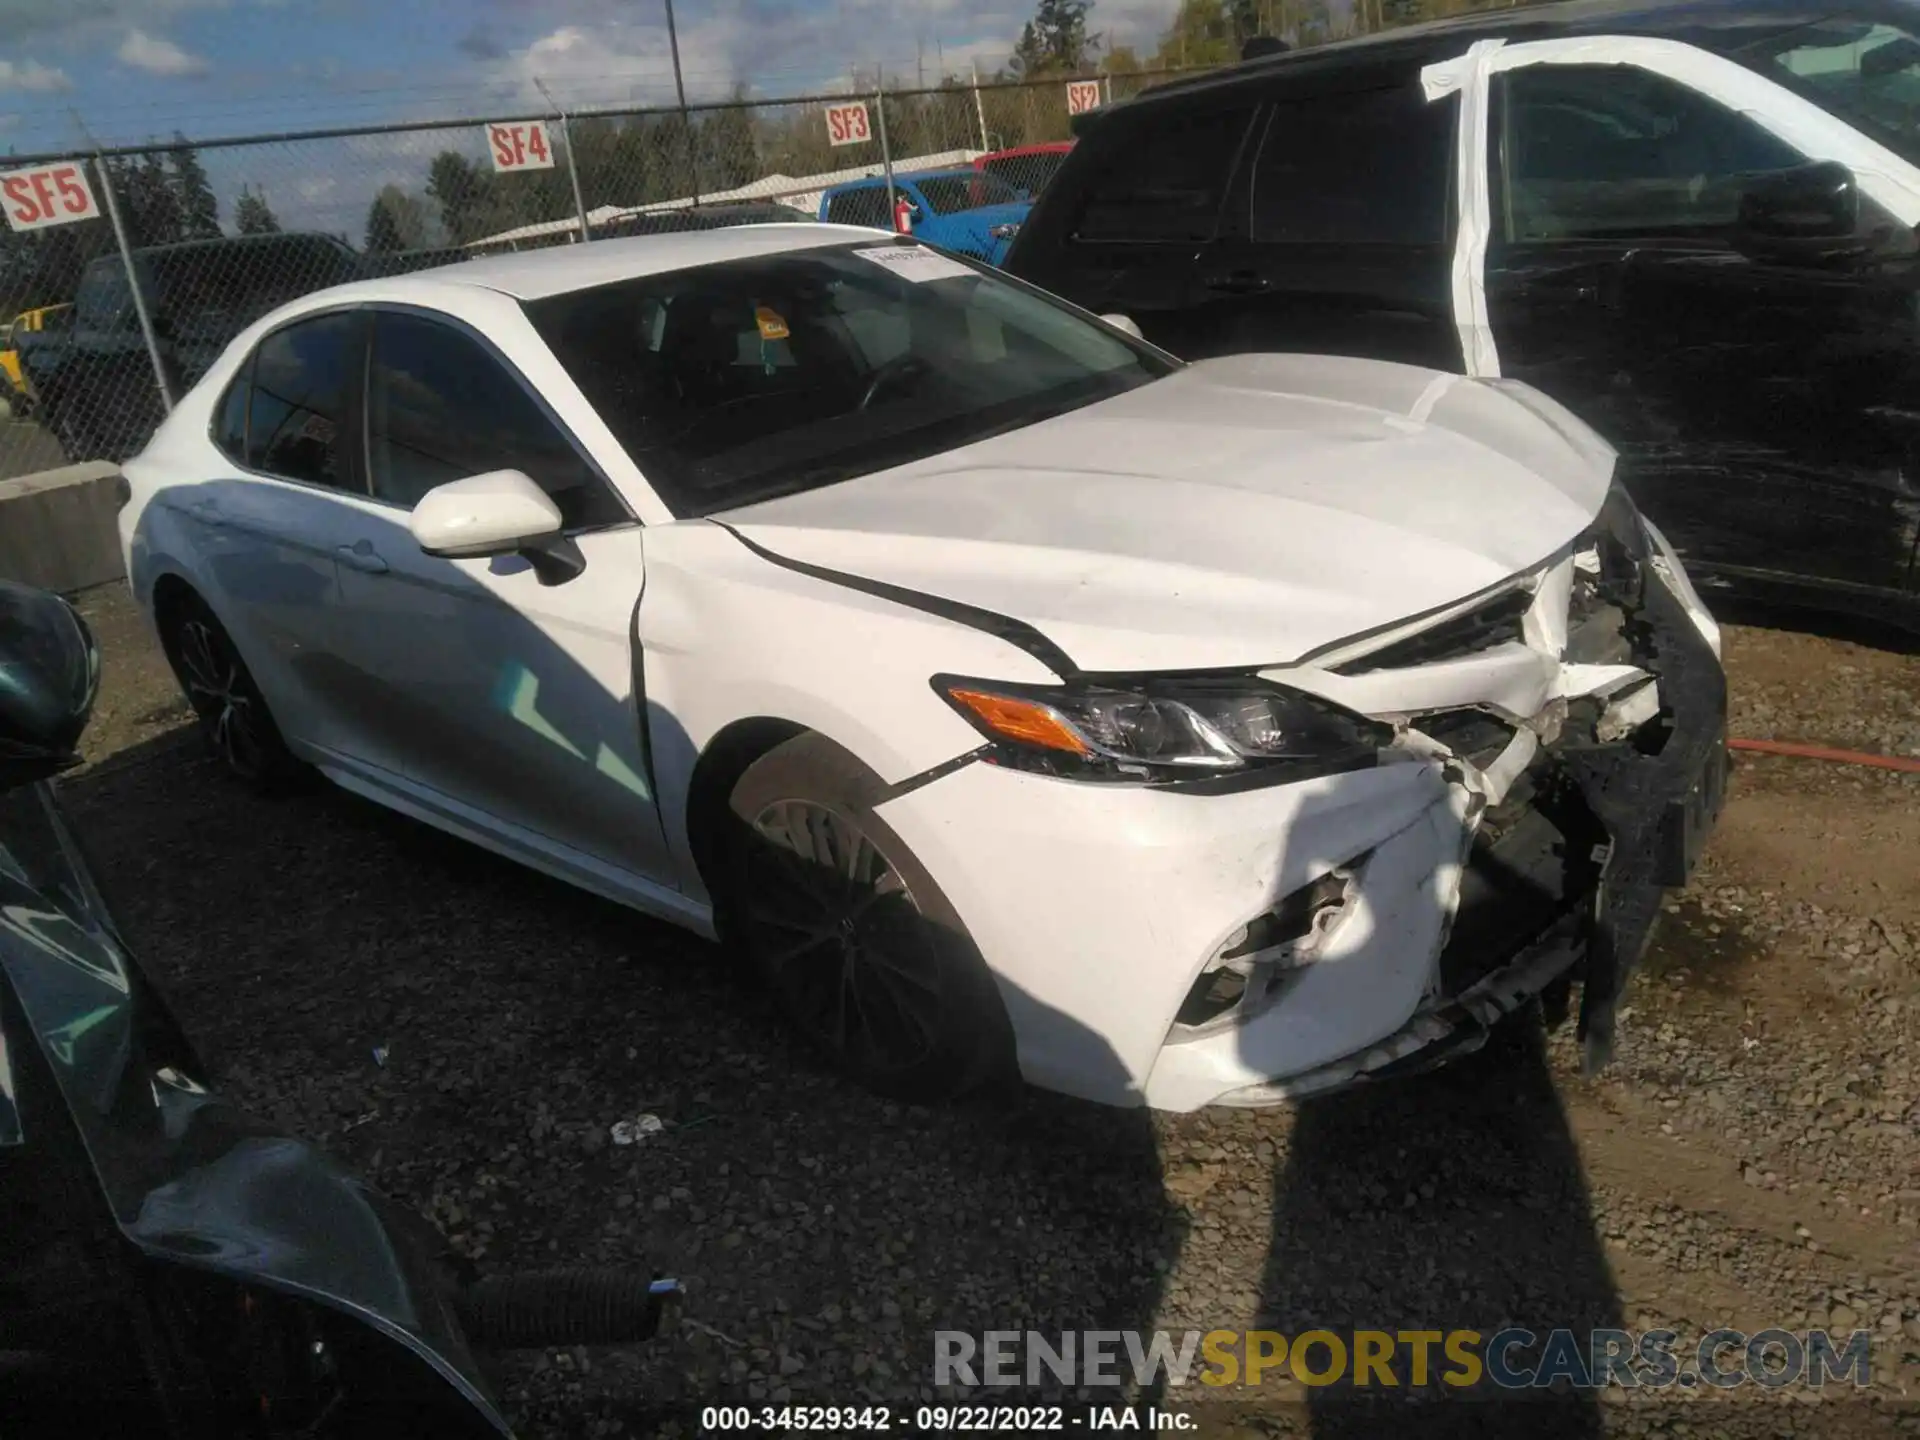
{"left": 1249, "top": 83, "right": 1455, "bottom": 245}
{"left": 1069, "top": 105, "right": 1257, "bottom": 242}
{"left": 246, "top": 311, "right": 359, "bottom": 489}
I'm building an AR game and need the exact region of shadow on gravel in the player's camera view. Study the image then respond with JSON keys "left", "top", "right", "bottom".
{"left": 56, "top": 727, "right": 1184, "bottom": 1432}
{"left": 1268, "top": 1020, "right": 1622, "bottom": 1439}
{"left": 1707, "top": 596, "right": 1919, "bottom": 656}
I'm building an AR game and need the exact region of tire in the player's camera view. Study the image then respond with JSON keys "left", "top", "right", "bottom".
{"left": 156, "top": 590, "right": 307, "bottom": 793}
{"left": 719, "top": 732, "right": 1014, "bottom": 1103}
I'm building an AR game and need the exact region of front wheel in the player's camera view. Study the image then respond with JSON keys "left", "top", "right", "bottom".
{"left": 719, "top": 733, "right": 1013, "bottom": 1103}
{"left": 157, "top": 591, "right": 306, "bottom": 792}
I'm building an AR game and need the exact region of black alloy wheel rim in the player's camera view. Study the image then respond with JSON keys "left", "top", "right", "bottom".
{"left": 743, "top": 799, "right": 944, "bottom": 1075}
{"left": 175, "top": 617, "right": 266, "bottom": 778}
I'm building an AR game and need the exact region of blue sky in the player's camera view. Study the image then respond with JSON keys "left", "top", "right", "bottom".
{"left": 0, "top": 0, "right": 1180, "bottom": 154}
{"left": 0, "top": 0, "right": 1181, "bottom": 241}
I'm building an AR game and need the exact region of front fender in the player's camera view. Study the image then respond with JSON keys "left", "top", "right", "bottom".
{"left": 638, "top": 520, "right": 1060, "bottom": 881}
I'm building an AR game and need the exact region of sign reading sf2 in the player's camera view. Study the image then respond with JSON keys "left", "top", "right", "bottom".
{"left": 1, "top": 162, "right": 101, "bottom": 233}
{"left": 824, "top": 102, "right": 872, "bottom": 147}
{"left": 487, "top": 121, "right": 555, "bottom": 173}
{"left": 1065, "top": 80, "right": 1103, "bottom": 116}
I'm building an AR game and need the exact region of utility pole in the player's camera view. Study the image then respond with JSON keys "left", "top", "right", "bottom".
{"left": 663, "top": 0, "right": 701, "bottom": 206}
{"left": 971, "top": 59, "right": 989, "bottom": 151}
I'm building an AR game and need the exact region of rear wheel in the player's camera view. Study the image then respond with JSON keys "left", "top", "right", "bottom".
{"left": 157, "top": 591, "right": 306, "bottom": 793}
{"left": 719, "top": 732, "right": 1013, "bottom": 1103}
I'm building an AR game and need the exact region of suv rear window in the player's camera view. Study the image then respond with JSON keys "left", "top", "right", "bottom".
{"left": 1249, "top": 84, "right": 1455, "bottom": 245}
{"left": 73, "top": 262, "right": 133, "bottom": 328}
{"left": 825, "top": 189, "right": 891, "bottom": 228}
{"left": 1069, "top": 106, "right": 1255, "bottom": 242}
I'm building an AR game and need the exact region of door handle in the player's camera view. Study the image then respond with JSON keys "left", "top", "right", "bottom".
{"left": 1203, "top": 270, "right": 1271, "bottom": 296}
{"left": 336, "top": 540, "right": 389, "bottom": 575}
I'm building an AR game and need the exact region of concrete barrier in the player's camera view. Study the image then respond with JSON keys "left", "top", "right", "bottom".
{"left": 0, "top": 461, "right": 125, "bottom": 593}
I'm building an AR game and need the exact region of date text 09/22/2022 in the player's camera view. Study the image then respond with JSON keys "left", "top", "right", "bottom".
{"left": 700, "top": 1406, "right": 1191, "bottom": 1432}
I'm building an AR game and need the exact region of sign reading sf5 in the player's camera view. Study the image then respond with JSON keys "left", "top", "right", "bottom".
{"left": 1, "top": 162, "right": 101, "bottom": 233}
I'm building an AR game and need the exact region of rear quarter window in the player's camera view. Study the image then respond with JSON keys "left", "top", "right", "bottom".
{"left": 1249, "top": 83, "right": 1456, "bottom": 246}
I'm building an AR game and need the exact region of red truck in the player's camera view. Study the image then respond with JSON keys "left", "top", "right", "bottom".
{"left": 972, "top": 142, "right": 1074, "bottom": 200}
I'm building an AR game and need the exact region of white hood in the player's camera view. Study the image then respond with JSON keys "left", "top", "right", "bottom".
{"left": 721, "top": 353, "right": 1617, "bottom": 673}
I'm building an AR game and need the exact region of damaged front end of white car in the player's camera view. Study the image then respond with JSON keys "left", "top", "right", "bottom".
{"left": 1166, "top": 484, "right": 1728, "bottom": 1104}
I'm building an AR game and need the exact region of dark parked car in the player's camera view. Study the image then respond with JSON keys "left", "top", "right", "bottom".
{"left": 1006, "top": 0, "right": 1920, "bottom": 629}
{"left": 26, "top": 233, "right": 362, "bottom": 464}
{"left": 0, "top": 580, "right": 678, "bottom": 1436}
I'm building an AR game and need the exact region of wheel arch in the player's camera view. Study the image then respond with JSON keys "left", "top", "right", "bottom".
{"left": 147, "top": 569, "right": 200, "bottom": 630}
{"left": 682, "top": 715, "right": 809, "bottom": 903}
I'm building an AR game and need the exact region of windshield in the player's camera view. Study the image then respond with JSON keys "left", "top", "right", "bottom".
{"left": 1734, "top": 16, "right": 1920, "bottom": 166}
{"left": 914, "top": 173, "right": 1023, "bottom": 215}
{"left": 525, "top": 241, "right": 1171, "bottom": 516}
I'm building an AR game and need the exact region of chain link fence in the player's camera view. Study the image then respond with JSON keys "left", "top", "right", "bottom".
{"left": 0, "top": 67, "right": 1211, "bottom": 484}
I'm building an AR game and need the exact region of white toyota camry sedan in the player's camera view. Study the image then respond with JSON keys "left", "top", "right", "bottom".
{"left": 120, "top": 224, "right": 1728, "bottom": 1110}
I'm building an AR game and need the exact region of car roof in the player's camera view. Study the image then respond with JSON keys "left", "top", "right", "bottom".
{"left": 379, "top": 224, "right": 878, "bottom": 301}
{"left": 1120, "top": 0, "right": 1849, "bottom": 109}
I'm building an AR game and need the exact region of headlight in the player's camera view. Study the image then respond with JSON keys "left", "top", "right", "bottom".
{"left": 988, "top": 222, "right": 1022, "bottom": 241}
{"left": 933, "top": 674, "right": 1391, "bottom": 782}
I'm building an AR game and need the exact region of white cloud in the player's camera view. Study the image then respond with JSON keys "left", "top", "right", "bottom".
{"left": 0, "top": 58, "right": 74, "bottom": 93}
{"left": 490, "top": 0, "right": 1186, "bottom": 113}
{"left": 117, "top": 27, "right": 210, "bottom": 77}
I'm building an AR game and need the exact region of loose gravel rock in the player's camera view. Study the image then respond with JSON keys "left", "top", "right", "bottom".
{"left": 56, "top": 587, "right": 1920, "bottom": 1436}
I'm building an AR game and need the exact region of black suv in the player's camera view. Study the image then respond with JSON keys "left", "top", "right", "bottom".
{"left": 1006, "top": 0, "right": 1920, "bottom": 627}
{"left": 28, "top": 233, "right": 361, "bottom": 464}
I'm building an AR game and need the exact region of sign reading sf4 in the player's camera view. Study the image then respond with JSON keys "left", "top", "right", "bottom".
{"left": 1, "top": 162, "right": 101, "bottom": 233}
{"left": 488, "top": 121, "right": 556, "bottom": 173}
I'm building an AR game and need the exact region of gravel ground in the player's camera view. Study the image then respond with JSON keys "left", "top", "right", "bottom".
{"left": 54, "top": 587, "right": 1920, "bottom": 1438}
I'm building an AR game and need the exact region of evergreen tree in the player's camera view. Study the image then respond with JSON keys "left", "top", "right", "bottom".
{"left": 1010, "top": 0, "right": 1096, "bottom": 76}
{"left": 426, "top": 151, "right": 493, "bottom": 245}
{"left": 364, "top": 195, "right": 404, "bottom": 252}
{"left": 168, "top": 134, "right": 221, "bottom": 239}
{"left": 233, "top": 185, "right": 280, "bottom": 234}
{"left": 699, "top": 93, "right": 758, "bottom": 192}
{"left": 365, "top": 184, "right": 432, "bottom": 251}
{"left": 109, "top": 152, "right": 184, "bottom": 247}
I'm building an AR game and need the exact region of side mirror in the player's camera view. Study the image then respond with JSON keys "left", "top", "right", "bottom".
{"left": 1733, "top": 160, "right": 1865, "bottom": 264}
{"left": 0, "top": 582, "right": 99, "bottom": 791}
{"left": 1100, "top": 312, "right": 1145, "bottom": 341}
{"left": 410, "top": 469, "right": 563, "bottom": 560}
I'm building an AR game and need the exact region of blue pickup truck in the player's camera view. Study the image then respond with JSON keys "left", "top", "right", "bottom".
{"left": 817, "top": 170, "right": 1031, "bottom": 265}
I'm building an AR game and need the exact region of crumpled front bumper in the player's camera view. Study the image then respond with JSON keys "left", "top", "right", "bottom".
{"left": 876, "top": 492, "right": 1727, "bottom": 1111}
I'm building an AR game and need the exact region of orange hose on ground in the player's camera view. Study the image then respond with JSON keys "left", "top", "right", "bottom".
{"left": 1729, "top": 737, "right": 1920, "bottom": 774}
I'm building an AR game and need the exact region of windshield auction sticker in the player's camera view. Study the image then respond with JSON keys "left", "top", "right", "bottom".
{"left": 853, "top": 244, "right": 976, "bottom": 283}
